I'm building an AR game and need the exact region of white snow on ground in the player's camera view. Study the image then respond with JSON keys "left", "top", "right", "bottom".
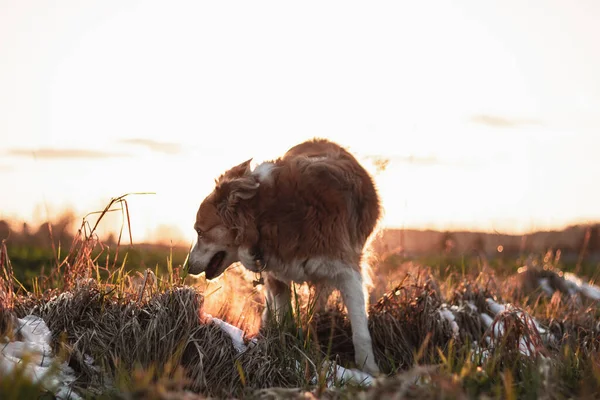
{"left": 486, "top": 299, "right": 507, "bottom": 315}
{"left": 470, "top": 343, "right": 492, "bottom": 363}
{"left": 564, "top": 273, "right": 600, "bottom": 301}
{"left": 203, "top": 314, "right": 259, "bottom": 353}
{"left": 0, "top": 315, "right": 81, "bottom": 400}
{"left": 521, "top": 268, "right": 600, "bottom": 300}
{"left": 480, "top": 308, "right": 534, "bottom": 357}
{"left": 485, "top": 298, "right": 547, "bottom": 336}
{"left": 305, "top": 360, "right": 374, "bottom": 388}
{"left": 481, "top": 298, "right": 553, "bottom": 357}
{"left": 438, "top": 304, "right": 460, "bottom": 338}
{"left": 538, "top": 278, "right": 554, "bottom": 296}
{"left": 205, "top": 313, "right": 375, "bottom": 387}
{"left": 203, "top": 314, "right": 249, "bottom": 353}
{"left": 322, "top": 361, "right": 374, "bottom": 387}
{"left": 466, "top": 302, "right": 478, "bottom": 313}
{"left": 479, "top": 312, "right": 494, "bottom": 332}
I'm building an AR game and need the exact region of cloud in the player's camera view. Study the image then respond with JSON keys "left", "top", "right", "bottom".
{"left": 397, "top": 155, "right": 445, "bottom": 166}
{"left": 364, "top": 154, "right": 477, "bottom": 168}
{"left": 7, "top": 148, "right": 128, "bottom": 159}
{"left": 470, "top": 114, "right": 542, "bottom": 128}
{"left": 118, "top": 138, "right": 182, "bottom": 155}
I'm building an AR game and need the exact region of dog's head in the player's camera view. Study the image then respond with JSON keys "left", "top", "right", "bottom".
{"left": 188, "top": 159, "right": 260, "bottom": 279}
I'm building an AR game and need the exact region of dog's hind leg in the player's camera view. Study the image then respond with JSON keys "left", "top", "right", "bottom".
{"left": 262, "top": 274, "right": 291, "bottom": 327}
{"left": 336, "top": 268, "right": 380, "bottom": 375}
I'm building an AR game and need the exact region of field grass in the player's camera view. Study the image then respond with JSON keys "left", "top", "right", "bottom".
{"left": 2, "top": 207, "right": 600, "bottom": 399}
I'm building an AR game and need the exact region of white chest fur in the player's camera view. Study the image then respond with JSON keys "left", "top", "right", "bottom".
{"left": 238, "top": 247, "right": 349, "bottom": 284}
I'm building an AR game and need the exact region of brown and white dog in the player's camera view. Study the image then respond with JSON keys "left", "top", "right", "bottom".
{"left": 188, "top": 138, "right": 381, "bottom": 374}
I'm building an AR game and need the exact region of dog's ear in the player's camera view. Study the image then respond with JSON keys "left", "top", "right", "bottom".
{"left": 215, "top": 174, "right": 260, "bottom": 214}
{"left": 214, "top": 158, "right": 259, "bottom": 243}
{"left": 223, "top": 158, "right": 253, "bottom": 179}
{"left": 227, "top": 177, "right": 260, "bottom": 202}
{"left": 216, "top": 158, "right": 259, "bottom": 202}
{"left": 216, "top": 176, "right": 260, "bottom": 244}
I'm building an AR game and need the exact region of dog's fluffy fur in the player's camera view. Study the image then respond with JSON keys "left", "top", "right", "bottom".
{"left": 189, "top": 138, "right": 381, "bottom": 374}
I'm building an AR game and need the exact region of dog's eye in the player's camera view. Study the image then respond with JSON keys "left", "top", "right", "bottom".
{"left": 195, "top": 228, "right": 204, "bottom": 238}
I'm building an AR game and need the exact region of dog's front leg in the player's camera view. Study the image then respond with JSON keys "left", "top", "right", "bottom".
{"left": 336, "top": 268, "right": 380, "bottom": 375}
{"left": 262, "top": 274, "right": 291, "bottom": 327}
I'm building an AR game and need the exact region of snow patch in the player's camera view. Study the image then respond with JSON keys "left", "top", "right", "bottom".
{"left": 322, "top": 361, "right": 374, "bottom": 387}
{"left": 564, "top": 273, "right": 600, "bottom": 301}
{"left": 466, "top": 301, "right": 478, "bottom": 313}
{"left": 205, "top": 314, "right": 254, "bottom": 353}
{"left": 1, "top": 315, "right": 81, "bottom": 399}
{"left": 480, "top": 309, "right": 533, "bottom": 356}
{"left": 538, "top": 278, "right": 554, "bottom": 296}
{"left": 482, "top": 298, "right": 551, "bottom": 356}
{"left": 205, "top": 314, "right": 374, "bottom": 388}
{"left": 486, "top": 298, "right": 506, "bottom": 315}
{"left": 438, "top": 305, "right": 459, "bottom": 338}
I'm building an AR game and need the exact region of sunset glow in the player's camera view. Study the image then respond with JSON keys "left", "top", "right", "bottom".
{"left": 1, "top": 1, "right": 599, "bottom": 245}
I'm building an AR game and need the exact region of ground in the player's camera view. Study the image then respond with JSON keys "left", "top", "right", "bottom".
{"left": 2, "top": 223, "right": 600, "bottom": 399}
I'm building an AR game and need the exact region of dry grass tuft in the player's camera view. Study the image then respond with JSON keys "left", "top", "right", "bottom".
{"left": 368, "top": 271, "right": 452, "bottom": 373}
{"left": 0, "top": 240, "right": 17, "bottom": 336}
{"left": 19, "top": 280, "right": 247, "bottom": 397}
{"left": 485, "top": 304, "right": 547, "bottom": 359}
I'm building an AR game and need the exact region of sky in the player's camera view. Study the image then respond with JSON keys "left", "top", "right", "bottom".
{"left": 1, "top": 0, "right": 599, "bottom": 244}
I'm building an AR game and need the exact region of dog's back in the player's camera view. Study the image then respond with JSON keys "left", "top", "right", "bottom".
{"left": 283, "top": 138, "right": 354, "bottom": 160}
{"left": 283, "top": 138, "right": 380, "bottom": 245}
{"left": 252, "top": 139, "right": 380, "bottom": 266}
